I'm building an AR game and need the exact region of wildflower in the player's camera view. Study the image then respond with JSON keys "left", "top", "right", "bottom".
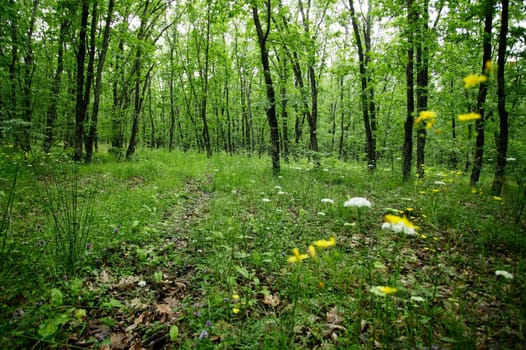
{"left": 434, "top": 181, "right": 446, "bottom": 185}
{"left": 414, "top": 111, "right": 436, "bottom": 128}
{"left": 321, "top": 198, "right": 334, "bottom": 204}
{"left": 138, "top": 280, "right": 147, "bottom": 287}
{"left": 313, "top": 237, "right": 336, "bottom": 248}
{"left": 205, "top": 320, "right": 212, "bottom": 328}
{"left": 382, "top": 214, "right": 418, "bottom": 236}
{"left": 232, "top": 294, "right": 240, "bottom": 301}
{"left": 495, "top": 270, "right": 513, "bottom": 280}
{"left": 458, "top": 112, "right": 481, "bottom": 121}
{"left": 370, "top": 286, "right": 397, "bottom": 296}
{"left": 410, "top": 296, "right": 425, "bottom": 303}
{"left": 432, "top": 189, "right": 440, "bottom": 193}
{"left": 277, "top": 191, "right": 285, "bottom": 195}
{"left": 506, "top": 157, "right": 516, "bottom": 162}
{"left": 262, "top": 198, "right": 271, "bottom": 203}
{"left": 308, "top": 245, "right": 316, "bottom": 257}
{"left": 232, "top": 307, "right": 240, "bottom": 314}
{"left": 420, "top": 234, "right": 427, "bottom": 239}
{"left": 199, "top": 329, "right": 209, "bottom": 339}
{"left": 344, "top": 197, "right": 372, "bottom": 208}
{"left": 287, "top": 248, "right": 309, "bottom": 263}
{"left": 463, "top": 73, "right": 488, "bottom": 88}
{"left": 275, "top": 186, "right": 282, "bottom": 190}
{"left": 317, "top": 212, "right": 326, "bottom": 216}
{"left": 484, "top": 60, "right": 492, "bottom": 73}
{"left": 492, "top": 196, "right": 503, "bottom": 201}
{"left": 471, "top": 188, "right": 477, "bottom": 194}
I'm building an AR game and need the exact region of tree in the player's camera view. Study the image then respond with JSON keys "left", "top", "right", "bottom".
{"left": 491, "top": 0, "right": 509, "bottom": 195}
{"left": 347, "top": 0, "right": 377, "bottom": 170}
{"left": 402, "top": 0, "right": 416, "bottom": 181}
{"left": 252, "top": 0, "right": 280, "bottom": 174}
{"left": 470, "top": 0, "right": 494, "bottom": 185}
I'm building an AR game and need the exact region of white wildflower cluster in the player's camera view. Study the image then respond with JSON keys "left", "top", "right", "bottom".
{"left": 344, "top": 197, "right": 372, "bottom": 208}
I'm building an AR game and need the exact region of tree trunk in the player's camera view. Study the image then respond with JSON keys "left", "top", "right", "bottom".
{"left": 85, "top": 0, "right": 114, "bottom": 162}
{"left": 491, "top": 0, "right": 509, "bottom": 195}
{"left": 43, "top": 16, "right": 68, "bottom": 153}
{"left": 470, "top": 0, "right": 494, "bottom": 185}
{"left": 402, "top": 0, "right": 416, "bottom": 181}
{"left": 252, "top": 2, "right": 280, "bottom": 174}
{"left": 415, "top": 1, "right": 429, "bottom": 178}
{"left": 348, "top": 0, "right": 376, "bottom": 170}
{"left": 73, "top": 0, "right": 90, "bottom": 161}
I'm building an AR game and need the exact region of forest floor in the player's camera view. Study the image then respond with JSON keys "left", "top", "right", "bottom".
{"left": 0, "top": 149, "right": 525, "bottom": 349}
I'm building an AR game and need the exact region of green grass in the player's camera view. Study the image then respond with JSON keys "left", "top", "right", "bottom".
{"left": 0, "top": 148, "right": 524, "bottom": 349}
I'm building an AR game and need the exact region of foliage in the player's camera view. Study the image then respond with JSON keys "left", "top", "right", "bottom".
{"left": 0, "top": 149, "right": 524, "bottom": 349}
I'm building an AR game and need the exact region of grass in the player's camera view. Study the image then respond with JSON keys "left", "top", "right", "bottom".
{"left": 0, "top": 148, "right": 524, "bottom": 349}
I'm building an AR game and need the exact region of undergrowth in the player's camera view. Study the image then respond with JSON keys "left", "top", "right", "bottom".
{"left": 0, "top": 148, "right": 524, "bottom": 349}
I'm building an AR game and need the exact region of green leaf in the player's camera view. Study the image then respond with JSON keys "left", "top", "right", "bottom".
{"left": 235, "top": 266, "right": 250, "bottom": 279}
{"left": 154, "top": 271, "right": 163, "bottom": 283}
{"left": 101, "top": 298, "right": 125, "bottom": 309}
{"left": 50, "top": 288, "right": 63, "bottom": 307}
{"left": 38, "top": 314, "right": 69, "bottom": 338}
{"left": 169, "top": 325, "right": 179, "bottom": 341}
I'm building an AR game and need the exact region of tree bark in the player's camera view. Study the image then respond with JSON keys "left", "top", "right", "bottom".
{"left": 491, "top": 0, "right": 509, "bottom": 195}
{"left": 402, "top": 0, "right": 416, "bottom": 181}
{"left": 348, "top": 0, "right": 376, "bottom": 170}
{"left": 416, "top": 1, "right": 429, "bottom": 178}
{"left": 252, "top": 1, "right": 280, "bottom": 174}
{"left": 73, "top": 0, "right": 90, "bottom": 161}
{"left": 85, "top": 0, "right": 115, "bottom": 162}
{"left": 470, "top": 0, "right": 494, "bottom": 185}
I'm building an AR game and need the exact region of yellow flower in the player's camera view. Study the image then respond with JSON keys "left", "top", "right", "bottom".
{"left": 463, "top": 74, "right": 488, "bottom": 88}
{"left": 458, "top": 112, "right": 482, "bottom": 121}
{"left": 308, "top": 244, "right": 316, "bottom": 257}
{"left": 232, "top": 307, "right": 240, "bottom": 314}
{"left": 370, "top": 286, "right": 398, "bottom": 296}
{"left": 383, "top": 214, "right": 418, "bottom": 236}
{"left": 492, "top": 196, "right": 503, "bottom": 201}
{"left": 421, "top": 234, "right": 427, "bottom": 239}
{"left": 232, "top": 294, "right": 240, "bottom": 301}
{"left": 471, "top": 188, "right": 477, "bottom": 194}
{"left": 414, "top": 111, "right": 436, "bottom": 128}
{"left": 313, "top": 237, "right": 336, "bottom": 248}
{"left": 484, "top": 60, "right": 492, "bottom": 73}
{"left": 287, "top": 248, "right": 309, "bottom": 263}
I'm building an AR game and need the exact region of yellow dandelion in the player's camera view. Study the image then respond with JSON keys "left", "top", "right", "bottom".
{"left": 313, "top": 237, "right": 336, "bottom": 248}
{"left": 232, "top": 294, "right": 240, "bottom": 301}
{"left": 287, "top": 248, "right": 309, "bottom": 263}
{"left": 414, "top": 110, "right": 437, "bottom": 128}
{"left": 421, "top": 234, "right": 427, "bottom": 239}
{"left": 232, "top": 307, "right": 240, "bottom": 314}
{"left": 370, "top": 286, "right": 398, "bottom": 296}
{"left": 492, "top": 196, "right": 503, "bottom": 201}
{"left": 458, "top": 112, "right": 481, "bottom": 121}
{"left": 308, "top": 244, "right": 316, "bottom": 257}
{"left": 463, "top": 74, "right": 488, "bottom": 88}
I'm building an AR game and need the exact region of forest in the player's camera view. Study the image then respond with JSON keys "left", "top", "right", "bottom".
{"left": 0, "top": 0, "right": 525, "bottom": 348}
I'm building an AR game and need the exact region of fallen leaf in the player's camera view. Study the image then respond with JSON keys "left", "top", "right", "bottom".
{"left": 326, "top": 306, "right": 342, "bottom": 325}
{"left": 263, "top": 294, "right": 280, "bottom": 307}
{"left": 110, "top": 332, "right": 128, "bottom": 349}
{"left": 156, "top": 303, "right": 173, "bottom": 315}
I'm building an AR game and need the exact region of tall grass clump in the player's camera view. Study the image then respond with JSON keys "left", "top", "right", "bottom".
{"left": 0, "top": 162, "right": 20, "bottom": 274}
{"left": 43, "top": 167, "right": 96, "bottom": 276}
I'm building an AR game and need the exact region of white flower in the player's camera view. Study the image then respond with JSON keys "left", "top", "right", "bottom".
{"left": 277, "top": 191, "right": 285, "bottom": 195}
{"left": 138, "top": 280, "right": 147, "bottom": 287}
{"left": 506, "top": 157, "right": 516, "bottom": 162}
{"left": 495, "top": 270, "right": 513, "bottom": 280}
{"left": 321, "top": 198, "right": 334, "bottom": 204}
{"left": 323, "top": 168, "right": 329, "bottom": 172}
{"left": 274, "top": 185, "right": 282, "bottom": 190}
{"left": 434, "top": 181, "right": 446, "bottom": 185}
{"left": 344, "top": 197, "right": 372, "bottom": 208}
{"left": 262, "top": 198, "right": 271, "bottom": 202}
{"left": 410, "top": 296, "right": 425, "bottom": 302}
{"left": 317, "top": 212, "right": 326, "bottom": 216}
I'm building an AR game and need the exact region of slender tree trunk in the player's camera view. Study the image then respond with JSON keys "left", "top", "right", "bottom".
{"left": 338, "top": 77, "right": 346, "bottom": 158}
{"left": 415, "top": 1, "right": 429, "bottom": 178}
{"left": 43, "top": 17, "right": 68, "bottom": 153}
{"left": 491, "top": 0, "right": 509, "bottom": 195}
{"left": 252, "top": 1, "right": 280, "bottom": 174}
{"left": 73, "top": 0, "right": 90, "bottom": 161}
{"left": 348, "top": 0, "right": 376, "bottom": 170}
{"left": 470, "top": 0, "right": 494, "bottom": 185}
{"left": 402, "top": 0, "right": 416, "bottom": 181}
{"left": 18, "top": 0, "right": 39, "bottom": 152}
{"left": 86, "top": 0, "right": 114, "bottom": 162}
